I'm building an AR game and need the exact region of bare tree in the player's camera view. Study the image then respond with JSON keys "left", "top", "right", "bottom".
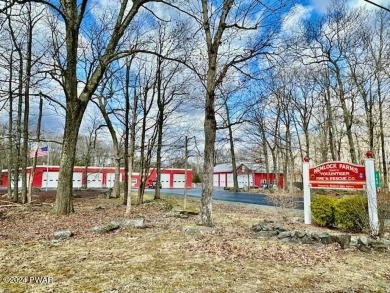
{"left": 216, "top": 84, "right": 250, "bottom": 192}
{"left": 76, "top": 109, "right": 103, "bottom": 190}
{"left": 27, "top": 94, "right": 43, "bottom": 203}
{"left": 297, "top": 2, "right": 362, "bottom": 163}
{"left": 3, "top": 5, "right": 25, "bottom": 202}
{"left": 93, "top": 65, "right": 125, "bottom": 198}
{"left": 362, "top": 10, "right": 390, "bottom": 190}
{"left": 153, "top": 20, "right": 190, "bottom": 200}
{"left": 1, "top": 0, "right": 171, "bottom": 214}
{"left": 125, "top": 58, "right": 139, "bottom": 215}
{"left": 178, "top": 0, "right": 288, "bottom": 226}
{"left": 137, "top": 63, "right": 158, "bottom": 205}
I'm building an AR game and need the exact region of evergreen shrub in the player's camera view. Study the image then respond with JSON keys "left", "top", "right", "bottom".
{"left": 311, "top": 195, "right": 336, "bottom": 227}
{"left": 334, "top": 195, "right": 368, "bottom": 232}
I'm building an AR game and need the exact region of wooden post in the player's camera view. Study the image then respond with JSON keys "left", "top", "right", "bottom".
{"left": 365, "top": 150, "right": 379, "bottom": 236}
{"left": 303, "top": 156, "right": 311, "bottom": 224}
{"left": 184, "top": 136, "right": 188, "bottom": 210}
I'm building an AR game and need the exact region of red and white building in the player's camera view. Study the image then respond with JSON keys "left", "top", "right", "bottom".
{"left": 0, "top": 166, "right": 192, "bottom": 189}
{"left": 213, "top": 162, "right": 284, "bottom": 189}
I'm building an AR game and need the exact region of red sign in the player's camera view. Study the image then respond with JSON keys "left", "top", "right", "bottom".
{"left": 309, "top": 161, "right": 366, "bottom": 190}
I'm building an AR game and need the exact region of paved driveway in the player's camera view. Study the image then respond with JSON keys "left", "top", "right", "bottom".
{"left": 146, "top": 187, "right": 303, "bottom": 209}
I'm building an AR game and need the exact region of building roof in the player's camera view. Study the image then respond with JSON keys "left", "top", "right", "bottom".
{"left": 214, "top": 162, "right": 282, "bottom": 174}
{"left": 213, "top": 163, "right": 234, "bottom": 173}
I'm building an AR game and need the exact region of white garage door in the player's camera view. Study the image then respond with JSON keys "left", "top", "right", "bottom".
{"left": 107, "top": 172, "right": 125, "bottom": 188}
{"left": 41, "top": 171, "right": 84, "bottom": 188}
{"left": 73, "top": 172, "right": 83, "bottom": 188}
{"left": 11, "top": 174, "right": 31, "bottom": 188}
{"left": 160, "top": 174, "right": 170, "bottom": 188}
{"left": 227, "top": 174, "right": 234, "bottom": 188}
{"left": 86, "top": 172, "right": 102, "bottom": 188}
{"left": 237, "top": 175, "right": 253, "bottom": 188}
{"left": 42, "top": 172, "right": 59, "bottom": 188}
{"left": 173, "top": 174, "right": 185, "bottom": 188}
{"left": 106, "top": 173, "right": 115, "bottom": 188}
{"left": 213, "top": 174, "right": 219, "bottom": 187}
{"left": 220, "top": 174, "right": 226, "bottom": 187}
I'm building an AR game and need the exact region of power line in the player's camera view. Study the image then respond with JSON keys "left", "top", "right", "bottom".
{"left": 363, "top": 0, "right": 390, "bottom": 12}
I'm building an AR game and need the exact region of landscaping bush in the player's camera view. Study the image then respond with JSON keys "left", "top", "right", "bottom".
{"left": 334, "top": 195, "right": 368, "bottom": 232}
{"left": 377, "top": 192, "right": 390, "bottom": 236}
{"left": 192, "top": 173, "right": 202, "bottom": 184}
{"left": 311, "top": 195, "right": 336, "bottom": 227}
{"left": 311, "top": 193, "right": 387, "bottom": 234}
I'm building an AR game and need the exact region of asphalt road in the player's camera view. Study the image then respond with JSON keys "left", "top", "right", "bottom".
{"left": 145, "top": 187, "right": 304, "bottom": 209}
{"left": 0, "top": 186, "right": 303, "bottom": 209}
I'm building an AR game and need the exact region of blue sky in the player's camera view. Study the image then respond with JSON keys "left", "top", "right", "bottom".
{"left": 1, "top": 0, "right": 388, "bottom": 137}
{"left": 297, "top": 0, "right": 388, "bottom": 17}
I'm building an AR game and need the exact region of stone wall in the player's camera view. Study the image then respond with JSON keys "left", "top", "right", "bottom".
{"left": 251, "top": 220, "right": 390, "bottom": 253}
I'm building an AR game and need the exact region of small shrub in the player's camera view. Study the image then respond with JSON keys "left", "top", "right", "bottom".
{"left": 334, "top": 195, "right": 368, "bottom": 232}
{"left": 376, "top": 192, "right": 390, "bottom": 236}
{"left": 311, "top": 195, "right": 336, "bottom": 227}
{"left": 192, "top": 173, "right": 201, "bottom": 184}
{"left": 159, "top": 202, "right": 173, "bottom": 212}
{"left": 266, "top": 191, "right": 300, "bottom": 220}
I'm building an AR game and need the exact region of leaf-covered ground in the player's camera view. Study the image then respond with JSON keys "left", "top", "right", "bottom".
{"left": 0, "top": 191, "right": 389, "bottom": 292}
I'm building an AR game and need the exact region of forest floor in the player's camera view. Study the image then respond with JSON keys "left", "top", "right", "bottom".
{"left": 0, "top": 190, "right": 389, "bottom": 293}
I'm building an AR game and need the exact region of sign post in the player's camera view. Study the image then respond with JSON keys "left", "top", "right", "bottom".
{"left": 375, "top": 171, "right": 380, "bottom": 188}
{"left": 364, "top": 151, "right": 379, "bottom": 236}
{"left": 302, "top": 156, "right": 311, "bottom": 224}
{"left": 302, "top": 150, "right": 379, "bottom": 237}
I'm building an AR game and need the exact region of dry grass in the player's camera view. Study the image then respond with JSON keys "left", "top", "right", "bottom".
{"left": 0, "top": 193, "right": 389, "bottom": 293}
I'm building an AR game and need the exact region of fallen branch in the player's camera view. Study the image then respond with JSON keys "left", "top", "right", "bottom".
{"left": 0, "top": 200, "right": 23, "bottom": 207}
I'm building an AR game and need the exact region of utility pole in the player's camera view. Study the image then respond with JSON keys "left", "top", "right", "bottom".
{"left": 184, "top": 135, "right": 188, "bottom": 209}
{"left": 183, "top": 135, "right": 197, "bottom": 209}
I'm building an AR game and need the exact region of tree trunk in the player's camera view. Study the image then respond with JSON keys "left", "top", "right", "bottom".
{"left": 260, "top": 122, "right": 270, "bottom": 185}
{"left": 82, "top": 165, "right": 88, "bottom": 189}
{"left": 13, "top": 52, "right": 23, "bottom": 202}
{"left": 137, "top": 124, "right": 147, "bottom": 205}
{"left": 284, "top": 126, "right": 292, "bottom": 191}
{"left": 289, "top": 150, "right": 295, "bottom": 191}
{"left": 126, "top": 87, "right": 138, "bottom": 215}
{"left": 379, "top": 99, "right": 387, "bottom": 190}
{"left": 7, "top": 49, "right": 14, "bottom": 200}
{"left": 28, "top": 96, "right": 43, "bottom": 203}
{"left": 324, "top": 83, "right": 337, "bottom": 161}
{"left": 54, "top": 103, "right": 86, "bottom": 214}
{"left": 137, "top": 78, "right": 157, "bottom": 205}
{"left": 226, "top": 103, "right": 238, "bottom": 192}
{"left": 113, "top": 153, "right": 121, "bottom": 198}
{"left": 21, "top": 4, "right": 34, "bottom": 204}
{"left": 155, "top": 58, "right": 164, "bottom": 200}
{"left": 123, "top": 59, "right": 131, "bottom": 204}
{"left": 199, "top": 0, "right": 234, "bottom": 227}
{"left": 270, "top": 149, "right": 277, "bottom": 187}
{"left": 375, "top": 58, "right": 388, "bottom": 189}
{"left": 201, "top": 89, "right": 217, "bottom": 226}
{"left": 335, "top": 67, "right": 357, "bottom": 163}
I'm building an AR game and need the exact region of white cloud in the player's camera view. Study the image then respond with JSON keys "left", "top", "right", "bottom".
{"left": 351, "top": 0, "right": 389, "bottom": 10}
{"left": 281, "top": 4, "right": 313, "bottom": 33}
{"left": 309, "top": 0, "right": 389, "bottom": 13}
